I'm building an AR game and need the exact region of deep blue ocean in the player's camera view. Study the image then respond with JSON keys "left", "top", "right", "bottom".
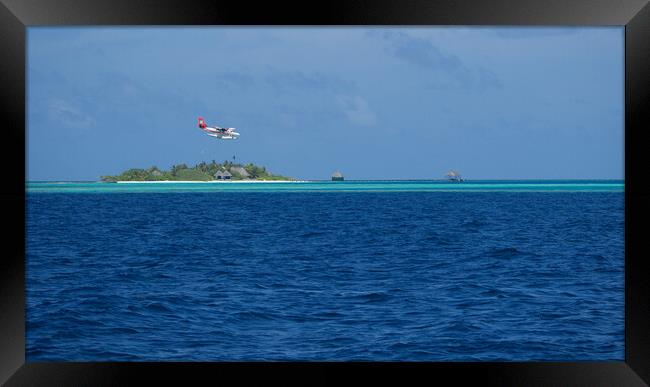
{"left": 26, "top": 181, "right": 625, "bottom": 361}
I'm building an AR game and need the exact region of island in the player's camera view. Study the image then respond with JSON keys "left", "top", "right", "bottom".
{"left": 100, "top": 161, "right": 294, "bottom": 182}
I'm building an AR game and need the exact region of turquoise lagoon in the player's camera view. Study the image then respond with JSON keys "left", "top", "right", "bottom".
{"left": 27, "top": 180, "right": 624, "bottom": 193}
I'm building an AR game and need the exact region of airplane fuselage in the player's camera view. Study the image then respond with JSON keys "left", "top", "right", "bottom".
{"left": 202, "top": 126, "right": 240, "bottom": 140}
{"left": 198, "top": 117, "right": 239, "bottom": 140}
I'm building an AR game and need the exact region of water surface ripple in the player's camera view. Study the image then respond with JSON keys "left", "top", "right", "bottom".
{"left": 26, "top": 184, "right": 624, "bottom": 361}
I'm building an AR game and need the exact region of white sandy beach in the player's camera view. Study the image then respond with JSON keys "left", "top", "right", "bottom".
{"left": 115, "top": 180, "right": 309, "bottom": 183}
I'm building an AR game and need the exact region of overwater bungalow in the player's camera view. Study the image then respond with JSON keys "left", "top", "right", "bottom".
{"left": 445, "top": 170, "right": 464, "bottom": 182}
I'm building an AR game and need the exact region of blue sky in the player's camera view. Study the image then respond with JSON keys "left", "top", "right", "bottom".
{"left": 27, "top": 27, "right": 624, "bottom": 180}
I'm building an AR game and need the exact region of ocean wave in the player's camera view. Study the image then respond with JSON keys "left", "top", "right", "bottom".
{"left": 26, "top": 191, "right": 624, "bottom": 361}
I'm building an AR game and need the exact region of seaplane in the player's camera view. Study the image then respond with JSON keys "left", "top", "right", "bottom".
{"left": 197, "top": 116, "right": 240, "bottom": 140}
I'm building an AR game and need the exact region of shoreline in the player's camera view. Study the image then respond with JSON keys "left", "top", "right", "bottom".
{"left": 115, "top": 180, "right": 308, "bottom": 183}
{"left": 27, "top": 179, "right": 626, "bottom": 184}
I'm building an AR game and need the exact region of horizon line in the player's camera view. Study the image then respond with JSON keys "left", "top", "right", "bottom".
{"left": 26, "top": 178, "right": 626, "bottom": 183}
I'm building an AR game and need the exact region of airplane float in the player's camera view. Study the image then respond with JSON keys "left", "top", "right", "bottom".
{"left": 197, "top": 116, "right": 240, "bottom": 140}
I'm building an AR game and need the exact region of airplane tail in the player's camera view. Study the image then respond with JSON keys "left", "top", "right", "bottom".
{"left": 198, "top": 117, "right": 207, "bottom": 129}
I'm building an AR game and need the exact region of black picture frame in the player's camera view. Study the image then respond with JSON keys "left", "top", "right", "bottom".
{"left": 2, "top": 0, "right": 649, "bottom": 385}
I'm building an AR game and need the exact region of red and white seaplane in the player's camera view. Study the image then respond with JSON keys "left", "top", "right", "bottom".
{"left": 197, "top": 117, "right": 240, "bottom": 140}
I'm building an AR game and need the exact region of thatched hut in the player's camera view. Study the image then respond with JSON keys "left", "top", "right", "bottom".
{"left": 445, "top": 170, "right": 463, "bottom": 182}
{"left": 230, "top": 166, "right": 250, "bottom": 178}
{"left": 215, "top": 170, "right": 232, "bottom": 180}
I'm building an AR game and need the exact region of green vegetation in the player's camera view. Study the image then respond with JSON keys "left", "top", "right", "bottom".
{"left": 100, "top": 161, "right": 294, "bottom": 182}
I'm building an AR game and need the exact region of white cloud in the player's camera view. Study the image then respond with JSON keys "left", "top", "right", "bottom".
{"left": 48, "top": 99, "right": 95, "bottom": 129}
{"left": 338, "top": 95, "right": 377, "bottom": 126}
